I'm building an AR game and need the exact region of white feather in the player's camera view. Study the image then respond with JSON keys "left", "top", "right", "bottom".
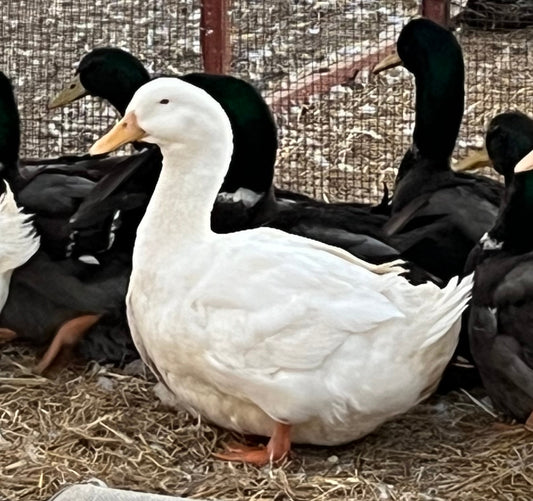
{"left": 0, "top": 181, "right": 40, "bottom": 311}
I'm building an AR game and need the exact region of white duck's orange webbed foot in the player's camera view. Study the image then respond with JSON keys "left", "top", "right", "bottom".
{"left": 214, "top": 422, "right": 291, "bottom": 466}
{"left": 222, "top": 441, "right": 264, "bottom": 454}
{"left": 0, "top": 328, "right": 17, "bottom": 343}
{"left": 525, "top": 411, "right": 533, "bottom": 432}
{"left": 35, "top": 314, "right": 101, "bottom": 375}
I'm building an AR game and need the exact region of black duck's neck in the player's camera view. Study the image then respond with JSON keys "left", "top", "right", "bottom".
{"left": 106, "top": 69, "right": 149, "bottom": 116}
{"left": 491, "top": 171, "right": 533, "bottom": 253}
{"left": 411, "top": 42, "right": 464, "bottom": 166}
{"left": 180, "top": 73, "right": 278, "bottom": 195}
{"left": 395, "top": 146, "right": 451, "bottom": 186}
{"left": 0, "top": 75, "right": 20, "bottom": 184}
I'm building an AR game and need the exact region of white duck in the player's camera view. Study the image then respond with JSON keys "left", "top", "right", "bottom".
{"left": 0, "top": 179, "right": 39, "bottom": 341}
{"left": 90, "top": 78, "right": 473, "bottom": 466}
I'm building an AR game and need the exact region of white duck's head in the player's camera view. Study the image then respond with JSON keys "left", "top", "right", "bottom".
{"left": 90, "top": 77, "right": 233, "bottom": 158}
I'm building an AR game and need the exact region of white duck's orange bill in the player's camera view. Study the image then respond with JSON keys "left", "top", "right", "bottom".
{"left": 89, "top": 111, "right": 146, "bottom": 155}
{"left": 514, "top": 148, "right": 533, "bottom": 173}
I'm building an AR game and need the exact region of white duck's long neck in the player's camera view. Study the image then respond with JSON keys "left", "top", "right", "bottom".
{"left": 134, "top": 139, "right": 232, "bottom": 261}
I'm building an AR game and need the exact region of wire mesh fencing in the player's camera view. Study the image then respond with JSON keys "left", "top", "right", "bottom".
{"left": 454, "top": 0, "right": 533, "bottom": 173}
{"left": 0, "top": 0, "right": 202, "bottom": 158}
{"left": 231, "top": 0, "right": 416, "bottom": 202}
{"left": 0, "top": 0, "right": 532, "bottom": 203}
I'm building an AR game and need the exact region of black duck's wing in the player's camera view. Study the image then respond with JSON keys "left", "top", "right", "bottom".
{"left": 17, "top": 173, "right": 96, "bottom": 215}
{"left": 15, "top": 173, "right": 97, "bottom": 259}
{"left": 264, "top": 202, "right": 389, "bottom": 252}
{"left": 472, "top": 319, "right": 533, "bottom": 420}
{"left": 279, "top": 220, "right": 399, "bottom": 262}
{"left": 273, "top": 187, "right": 317, "bottom": 204}
{"left": 383, "top": 194, "right": 438, "bottom": 236}
{"left": 68, "top": 148, "right": 162, "bottom": 256}
{"left": 387, "top": 185, "right": 500, "bottom": 280}
{"left": 78, "top": 305, "right": 138, "bottom": 366}
{"left": 389, "top": 183, "right": 498, "bottom": 241}
{"left": 455, "top": 172, "right": 504, "bottom": 207}
{"left": 274, "top": 185, "right": 390, "bottom": 215}
{"left": 13, "top": 154, "right": 147, "bottom": 257}
{"left": 0, "top": 252, "right": 128, "bottom": 344}
{"left": 70, "top": 148, "right": 161, "bottom": 218}
{"left": 20, "top": 153, "right": 116, "bottom": 182}
{"left": 469, "top": 256, "right": 533, "bottom": 419}
{"left": 260, "top": 200, "right": 440, "bottom": 284}
{"left": 493, "top": 259, "right": 533, "bottom": 364}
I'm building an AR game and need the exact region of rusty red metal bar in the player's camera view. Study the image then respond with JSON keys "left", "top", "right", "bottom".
{"left": 208, "top": 0, "right": 451, "bottom": 112}
{"left": 200, "top": 0, "right": 231, "bottom": 74}
{"left": 265, "top": 0, "right": 453, "bottom": 112}
{"left": 265, "top": 40, "right": 396, "bottom": 114}
{"left": 420, "top": 0, "right": 451, "bottom": 26}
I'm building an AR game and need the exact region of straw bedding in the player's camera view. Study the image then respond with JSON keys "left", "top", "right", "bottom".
{"left": 1, "top": 345, "right": 532, "bottom": 501}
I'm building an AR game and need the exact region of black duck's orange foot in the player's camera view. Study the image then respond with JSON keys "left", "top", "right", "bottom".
{"left": 525, "top": 411, "right": 533, "bottom": 432}
{"left": 213, "top": 423, "right": 291, "bottom": 466}
{"left": 491, "top": 421, "right": 519, "bottom": 432}
{"left": 35, "top": 314, "right": 101, "bottom": 375}
{"left": 0, "top": 328, "right": 17, "bottom": 343}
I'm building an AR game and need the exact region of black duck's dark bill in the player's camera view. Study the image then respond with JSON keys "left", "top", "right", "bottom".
{"left": 454, "top": 148, "right": 491, "bottom": 172}
{"left": 48, "top": 74, "right": 89, "bottom": 109}
{"left": 373, "top": 50, "right": 403, "bottom": 74}
{"left": 90, "top": 111, "right": 146, "bottom": 155}
{"left": 514, "top": 149, "right": 533, "bottom": 173}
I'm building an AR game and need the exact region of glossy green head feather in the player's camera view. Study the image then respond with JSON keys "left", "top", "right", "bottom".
{"left": 76, "top": 48, "right": 151, "bottom": 115}
{"left": 398, "top": 19, "right": 464, "bottom": 160}
{"left": 0, "top": 72, "right": 20, "bottom": 169}
{"left": 486, "top": 112, "right": 533, "bottom": 185}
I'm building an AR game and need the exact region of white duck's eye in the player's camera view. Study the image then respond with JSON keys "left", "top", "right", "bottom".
{"left": 159, "top": 99, "right": 169, "bottom": 104}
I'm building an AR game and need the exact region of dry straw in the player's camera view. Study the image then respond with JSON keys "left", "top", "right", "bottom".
{"left": 1, "top": 344, "right": 532, "bottom": 501}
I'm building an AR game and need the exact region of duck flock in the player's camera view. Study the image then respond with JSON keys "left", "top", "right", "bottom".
{"left": 1, "top": 18, "right": 532, "bottom": 466}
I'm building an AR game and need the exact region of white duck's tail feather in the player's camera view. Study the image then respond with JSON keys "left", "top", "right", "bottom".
{"left": 419, "top": 273, "right": 473, "bottom": 349}
{"left": 0, "top": 181, "right": 40, "bottom": 272}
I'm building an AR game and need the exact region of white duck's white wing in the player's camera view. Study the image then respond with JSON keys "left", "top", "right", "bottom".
{"left": 138, "top": 228, "right": 408, "bottom": 421}
{"left": 255, "top": 227, "right": 407, "bottom": 275}
{"left": 189, "top": 229, "right": 406, "bottom": 349}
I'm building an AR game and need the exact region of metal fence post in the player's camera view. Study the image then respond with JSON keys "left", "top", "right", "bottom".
{"left": 200, "top": 0, "right": 231, "bottom": 74}
{"left": 420, "top": 0, "right": 451, "bottom": 26}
